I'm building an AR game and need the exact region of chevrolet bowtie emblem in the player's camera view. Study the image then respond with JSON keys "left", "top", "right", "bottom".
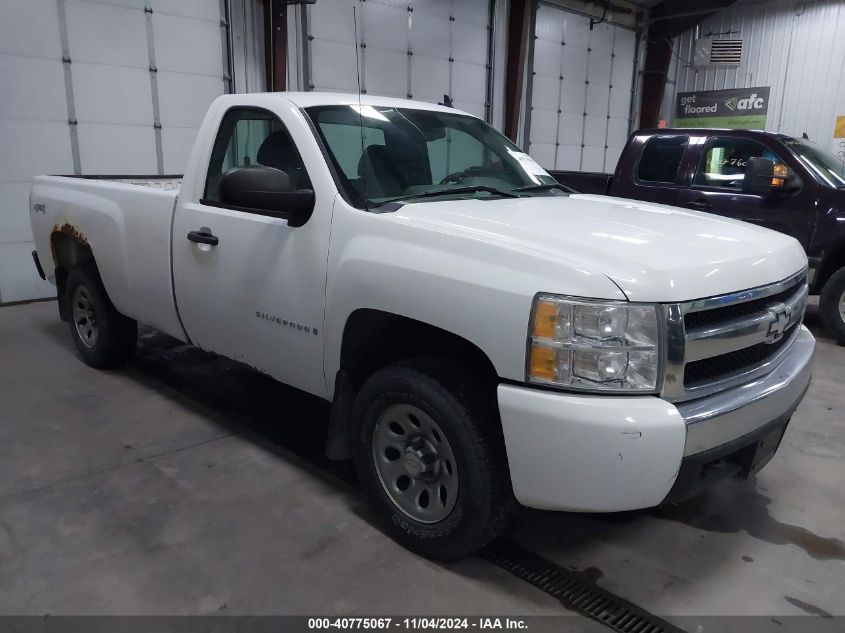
{"left": 765, "top": 303, "right": 791, "bottom": 344}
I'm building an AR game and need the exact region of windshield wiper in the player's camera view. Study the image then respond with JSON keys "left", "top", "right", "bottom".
{"left": 511, "top": 183, "right": 574, "bottom": 194}
{"left": 373, "top": 185, "right": 519, "bottom": 207}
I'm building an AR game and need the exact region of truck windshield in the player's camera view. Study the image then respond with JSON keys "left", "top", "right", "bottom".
{"left": 785, "top": 139, "right": 845, "bottom": 188}
{"left": 305, "top": 105, "right": 561, "bottom": 209}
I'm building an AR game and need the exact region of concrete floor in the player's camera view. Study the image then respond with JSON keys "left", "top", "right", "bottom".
{"left": 0, "top": 299, "right": 843, "bottom": 623}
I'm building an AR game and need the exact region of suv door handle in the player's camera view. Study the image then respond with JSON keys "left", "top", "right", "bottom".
{"left": 686, "top": 200, "right": 713, "bottom": 210}
{"left": 187, "top": 230, "right": 219, "bottom": 246}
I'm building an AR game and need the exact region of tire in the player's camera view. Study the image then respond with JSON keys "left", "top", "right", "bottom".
{"left": 65, "top": 263, "right": 137, "bottom": 368}
{"left": 351, "top": 357, "right": 517, "bottom": 560}
{"left": 819, "top": 266, "right": 845, "bottom": 345}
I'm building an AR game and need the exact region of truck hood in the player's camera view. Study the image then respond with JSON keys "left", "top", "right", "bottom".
{"left": 392, "top": 193, "right": 807, "bottom": 302}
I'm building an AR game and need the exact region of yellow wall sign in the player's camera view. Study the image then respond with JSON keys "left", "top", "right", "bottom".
{"left": 835, "top": 116, "right": 845, "bottom": 139}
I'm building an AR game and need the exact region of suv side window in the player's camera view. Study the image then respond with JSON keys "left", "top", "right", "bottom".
{"left": 637, "top": 135, "right": 688, "bottom": 183}
{"left": 694, "top": 137, "right": 780, "bottom": 190}
{"left": 204, "top": 107, "right": 311, "bottom": 202}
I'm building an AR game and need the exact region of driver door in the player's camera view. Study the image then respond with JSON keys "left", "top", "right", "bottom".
{"left": 172, "top": 105, "right": 331, "bottom": 398}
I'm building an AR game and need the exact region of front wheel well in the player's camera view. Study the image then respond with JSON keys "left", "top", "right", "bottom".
{"left": 325, "top": 309, "right": 501, "bottom": 460}
{"left": 816, "top": 243, "right": 845, "bottom": 292}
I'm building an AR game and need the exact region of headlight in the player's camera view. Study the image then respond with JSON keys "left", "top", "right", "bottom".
{"left": 527, "top": 294, "right": 660, "bottom": 392}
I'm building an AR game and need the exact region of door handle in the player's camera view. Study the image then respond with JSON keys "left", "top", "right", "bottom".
{"left": 686, "top": 200, "right": 714, "bottom": 210}
{"left": 187, "top": 230, "right": 219, "bottom": 246}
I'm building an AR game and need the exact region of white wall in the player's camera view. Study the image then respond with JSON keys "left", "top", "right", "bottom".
{"left": 0, "top": 0, "right": 263, "bottom": 303}
{"left": 664, "top": 0, "right": 845, "bottom": 154}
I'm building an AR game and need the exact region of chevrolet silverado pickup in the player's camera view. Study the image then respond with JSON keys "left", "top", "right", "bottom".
{"left": 553, "top": 128, "right": 845, "bottom": 343}
{"left": 30, "top": 93, "right": 815, "bottom": 560}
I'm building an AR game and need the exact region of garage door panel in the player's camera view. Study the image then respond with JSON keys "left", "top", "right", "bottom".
{"left": 582, "top": 146, "right": 605, "bottom": 172}
{"left": 0, "top": 182, "right": 37, "bottom": 244}
{"left": 532, "top": 39, "right": 562, "bottom": 77}
{"left": 312, "top": 39, "right": 359, "bottom": 92}
{"left": 560, "top": 79, "right": 586, "bottom": 114}
{"left": 531, "top": 77, "right": 560, "bottom": 113}
{"left": 452, "top": 20, "right": 487, "bottom": 65}
{"left": 589, "top": 53, "right": 612, "bottom": 87}
{"left": 161, "top": 126, "right": 200, "bottom": 174}
{"left": 529, "top": 109, "right": 558, "bottom": 145}
{"left": 607, "top": 117, "right": 630, "bottom": 148}
{"left": 413, "top": 0, "right": 452, "bottom": 19}
{"left": 411, "top": 56, "right": 450, "bottom": 102}
{"left": 536, "top": 4, "right": 564, "bottom": 43}
{"left": 452, "top": 1, "right": 488, "bottom": 26}
{"left": 77, "top": 123, "right": 156, "bottom": 174}
{"left": 0, "top": 0, "right": 62, "bottom": 59}
{"left": 612, "top": 55, "right": 634, "bottom": 89}
{"left": 605, "top": 146, "right": 624, "bottom": 173}
{"left": 451, "top": 61, "right": 486, "bottom": 102}
{"left": 586, "top": 83, "right": 610, "bottom": 118}
{"left": 365, "top": 2, "right": 408, "bottom": 53}
{"left": 562, "top": 15, "right": 590, "bottom": 52}
{"left": 152, "top": 0, "right": 219, "bottom": 22}
{"left": 562, "top": 50, "right": 588, "bottom": 81}
{"left": 73, "top": 64, "right": 152, "bottom": 126}
{"left": 411, "top": 13, "right": 450, "bottom": 60}
{"left": 65, "top": 0, "right": 148, "bottom": 68}
{"left": 310, "top": 0, "right": 355, "bottom": 44}
{"left": 609, "top": 87, "right": 632, "bottom": 118}
{"left": 557, "top": 113, "right": 583, "bottom": 146}
{"left": 366, "top": 49, "right": 407, "bottom": 97}
{"left": 528, "top": 143, "right": 555, "bottom": 169}
{"left": 0, "top": 121, "right": 73, "bottom": 181}
{"left": 0, "top": 55, "right": 67, "bottom": 123}
{"left": 153, "top": 13, "right": 223, "bottom": 76}
{"left": 590, "top": 23, "right": 614, "bottom": 54}
{"left": 157, "top": 72, "right": 225, "bottom": 128}
{"left": 583, "top": 115, "right": 607, "bottom": 146}
{"left": 555, "top": 144, "right": 581, "bottom": 171}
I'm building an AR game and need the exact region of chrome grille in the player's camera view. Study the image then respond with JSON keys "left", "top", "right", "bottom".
{"left": 662, "top": 270, "right": 808, "bottom": 402}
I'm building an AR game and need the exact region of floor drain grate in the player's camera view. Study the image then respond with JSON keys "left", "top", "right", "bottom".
{"left": 481, "top": 539, "right": 687, "bottom": 633}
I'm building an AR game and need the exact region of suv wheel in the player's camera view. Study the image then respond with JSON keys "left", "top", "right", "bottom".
{"left": 351, "top": 358, "right": 516, "bottom": 560}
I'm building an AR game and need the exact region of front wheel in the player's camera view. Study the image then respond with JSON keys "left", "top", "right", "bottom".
{"left": 65, "top": 263, "right": 137, "bottom": 368}
{"left": 819, "top": 266, "right": 845, "bottom": 344}
{"left": 351, "top": 358, "right": 516, "bottom": 560}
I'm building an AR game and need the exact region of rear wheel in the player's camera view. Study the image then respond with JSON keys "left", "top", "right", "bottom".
{"left": 351, "top": 358, "right": 516, "bottom": 560}
{"left": 819, "top": 266, "right": 845, "bottom": 344}
{"left": 65, "top": 263, "right": 137, "bottom": 368}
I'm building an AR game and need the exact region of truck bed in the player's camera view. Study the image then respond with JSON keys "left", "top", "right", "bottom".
{"left": 30, "top": 174, "right": 184, "bottom": 340}
{"left": 549, "top": 170, "right": 613, "bottom": 195}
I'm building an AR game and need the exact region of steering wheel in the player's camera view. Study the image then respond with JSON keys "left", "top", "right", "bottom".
{"left": 439, "top": 171, "right": 467, "bottom": 185}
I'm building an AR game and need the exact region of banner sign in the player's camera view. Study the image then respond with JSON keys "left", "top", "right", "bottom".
{"left": 675, "top": 87, "right": 770, "bottom": 129}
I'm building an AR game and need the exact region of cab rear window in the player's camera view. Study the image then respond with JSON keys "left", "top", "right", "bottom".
{"left": 637, "top": 135, "right": 688, "bottom": 184}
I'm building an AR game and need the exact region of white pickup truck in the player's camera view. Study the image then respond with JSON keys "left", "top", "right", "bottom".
{"left": 31, "top": 92, "right": 815, "bottom": 560}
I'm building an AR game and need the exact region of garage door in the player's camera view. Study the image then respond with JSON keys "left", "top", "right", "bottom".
{"left": 0, "top": 0, "right": 235, "bottom": 302}
{"left": 306, "top": 0, "right": 492, "bottom": 120}
{"left": 527, "top": 3, "right": 637, "bottom": 173}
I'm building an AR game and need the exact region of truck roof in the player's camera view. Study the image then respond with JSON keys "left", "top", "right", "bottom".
{"left": 268, "top": 91, "right": 473, "bottom": 117}
{"left": 634, "top": 127, "right": 798, "bottom": 142}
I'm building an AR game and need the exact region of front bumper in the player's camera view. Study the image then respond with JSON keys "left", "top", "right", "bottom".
{"left": 497, "top": 326, "right": 815, "bottom": 512}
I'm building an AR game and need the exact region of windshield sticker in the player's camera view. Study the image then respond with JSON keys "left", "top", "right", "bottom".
{"left": 508, "top": 150, "right": 550, "bottom": 177}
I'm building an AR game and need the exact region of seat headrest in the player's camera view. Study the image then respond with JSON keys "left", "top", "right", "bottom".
{"left": 257, "top": 131, "right": 300, "bottom": 170}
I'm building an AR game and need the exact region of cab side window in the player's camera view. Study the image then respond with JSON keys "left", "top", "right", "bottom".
{"left": 694, "top": 138, "right": 780, "bottom": 189}
{"left": 637, "top": 135, "right": 688, "bottom": 183}
{"left": 204, "top": 107, "right": 311, "bottom": 202}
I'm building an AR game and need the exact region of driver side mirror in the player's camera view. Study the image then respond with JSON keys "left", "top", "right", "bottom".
{"left": 219, "top": 165, "right": 315, "bottom": 227}
{"left": 742, "top": 157, "right": 798, "bottom": 196}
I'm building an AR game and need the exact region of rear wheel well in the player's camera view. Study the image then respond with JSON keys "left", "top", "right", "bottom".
{"left": 325, "top": 309, "right": 501, "bottom": 459}
{"left": 51, "top": 230, "right": 95, "bottom": 321}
